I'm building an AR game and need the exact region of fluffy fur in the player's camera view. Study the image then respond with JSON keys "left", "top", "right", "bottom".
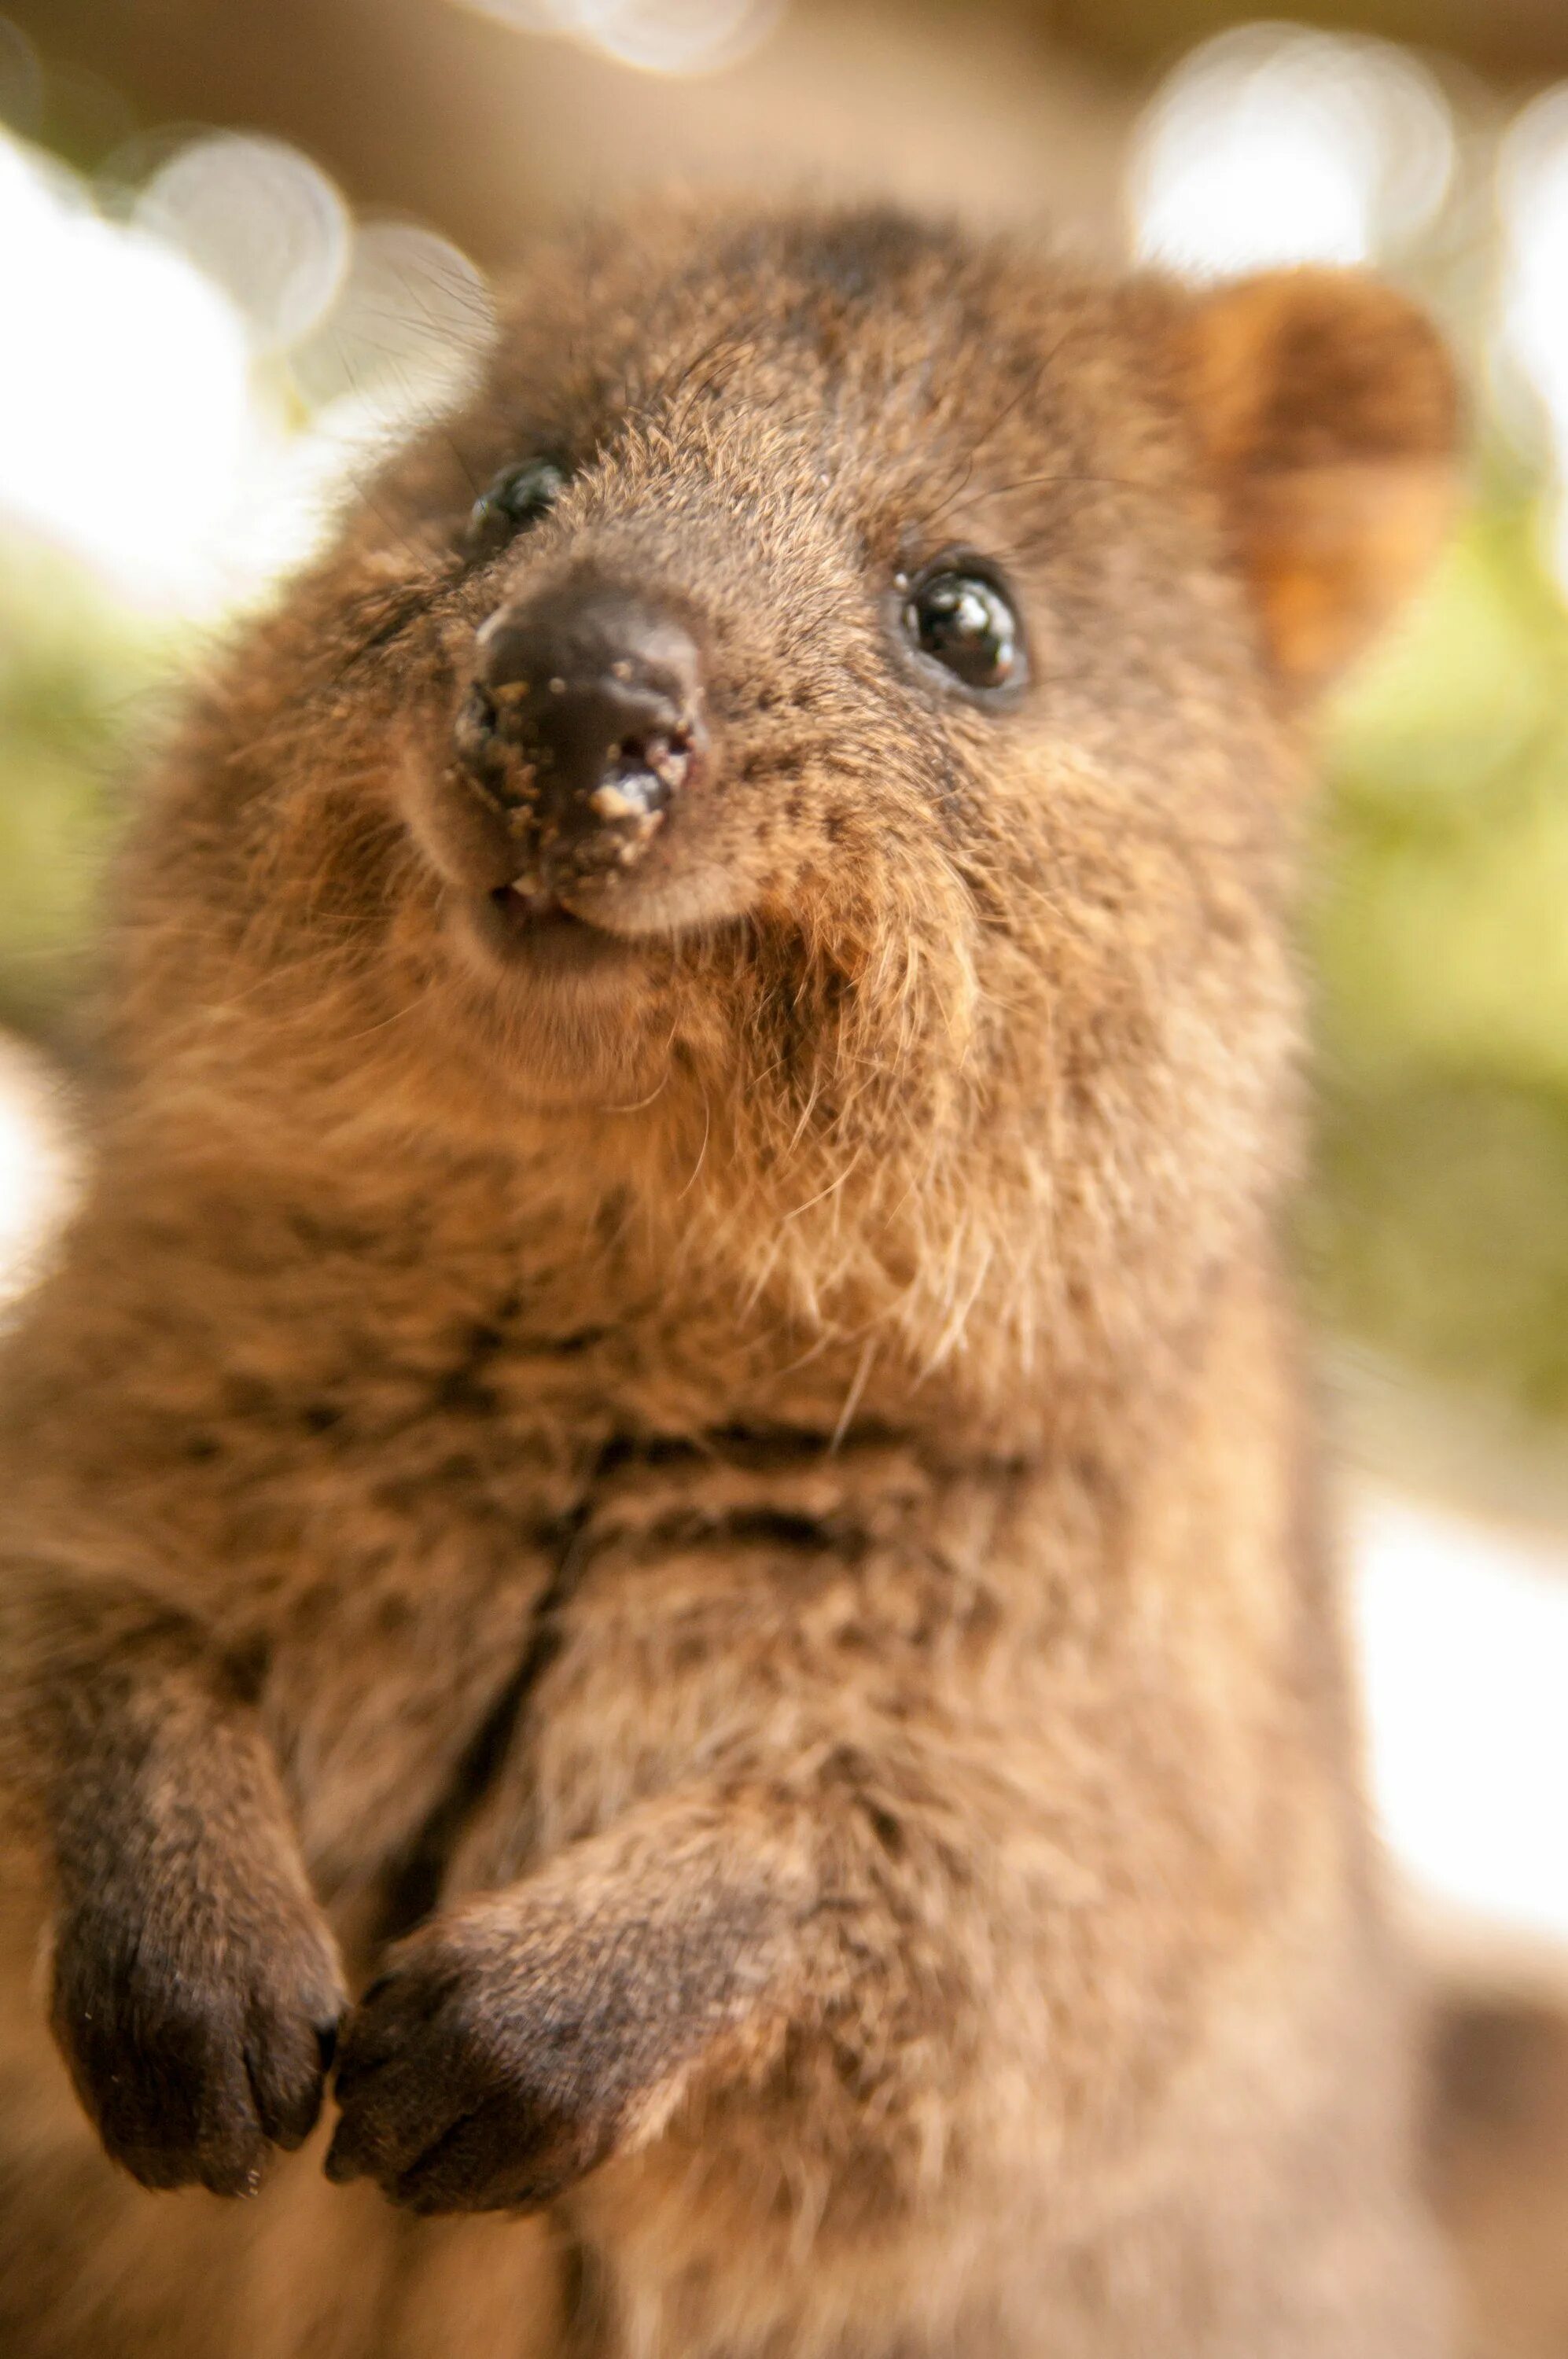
{"left": 0, "top": 203, "right": 1459, "bottom": 2357}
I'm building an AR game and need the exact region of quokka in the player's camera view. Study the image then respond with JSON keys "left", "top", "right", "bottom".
{"left": 0, "top": 203, "right": 1460, "bottom": 2358}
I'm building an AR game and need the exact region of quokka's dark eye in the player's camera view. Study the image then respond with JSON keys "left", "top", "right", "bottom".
{"left": 466, "top": 458, "right": 568, "bottom": 549}
{"left": 902, "top": 564, "right": 1025, "bottom": 694}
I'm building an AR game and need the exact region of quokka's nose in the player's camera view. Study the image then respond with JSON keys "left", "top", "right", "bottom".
{"left": 456, "top": 590, "right": 705, "bottom": 885}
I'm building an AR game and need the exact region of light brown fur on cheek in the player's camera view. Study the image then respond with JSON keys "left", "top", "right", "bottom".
{"left": 0, "top": 204, "right": 1457, "bottom": 2359}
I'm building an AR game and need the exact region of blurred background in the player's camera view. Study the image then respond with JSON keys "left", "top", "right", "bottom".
{"left": 2, "top": 0, "right": 1567, "bottom": 2001}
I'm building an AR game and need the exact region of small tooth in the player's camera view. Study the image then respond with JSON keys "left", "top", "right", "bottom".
{"left": 590, "top": 782, "right": 644, "bottom": 822}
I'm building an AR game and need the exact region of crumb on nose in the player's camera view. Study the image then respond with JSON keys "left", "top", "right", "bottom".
{"left": 590, "top": 781, "right": 650, "bottom": 823}
{"left": 454, "top": 590, "right": 705, "bottom": 893}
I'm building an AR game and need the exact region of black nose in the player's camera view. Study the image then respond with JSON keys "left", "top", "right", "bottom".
{"left": 457, "top": 590, "right": 704, "bottom": 889}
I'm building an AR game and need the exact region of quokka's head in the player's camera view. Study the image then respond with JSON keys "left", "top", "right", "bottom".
{"left": 120, "top": 204, "right": 1458, "bottom": 1386}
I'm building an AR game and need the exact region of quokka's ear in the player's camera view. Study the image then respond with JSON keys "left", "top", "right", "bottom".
{"left": 1178, "top": 269, "right": 1462, "bottom": 692}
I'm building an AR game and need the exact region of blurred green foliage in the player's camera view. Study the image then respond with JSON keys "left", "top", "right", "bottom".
{"left": 0, "top": 540, "right": 169, "bottom": 1043}
{"left": 1307, "top": 480, "right": 1568, "bottom": 1416}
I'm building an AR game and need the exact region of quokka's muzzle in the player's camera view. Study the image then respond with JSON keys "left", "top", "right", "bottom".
{"left": 455, "top": 587, "right": 707, "bottom": 892}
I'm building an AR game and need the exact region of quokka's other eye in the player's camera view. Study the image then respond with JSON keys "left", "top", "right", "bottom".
{"left": 466, "top": 458, "right": 568, "bottom": 550}
{"left": 902, "top": 563, "right": 1025, "bottom": 694}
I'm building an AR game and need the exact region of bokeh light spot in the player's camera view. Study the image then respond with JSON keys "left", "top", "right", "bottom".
{"left": 1496, "top": 86, "right": 1568, "bottom": 593}
{"left": 134, "top": 132, "right": 352, "bottom": 356}
{"left": 1131, "top": 23, "right": 1454, "bottom": 277}
{"left": 451, "top": 0, "right": 782, "bottom": 76}
{"left": 289, "top": 220, "right": 496, "bottom": 420}
{"left": 0, "top": 129, "right": 255, "bottom": 607}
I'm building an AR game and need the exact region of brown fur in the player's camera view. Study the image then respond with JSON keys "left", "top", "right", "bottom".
{"left": 0, "top": 204, "right": 1459, "bottom": 2356}
{"left": 1431, "top": 1995, "right": 1568, "bottom": 2358}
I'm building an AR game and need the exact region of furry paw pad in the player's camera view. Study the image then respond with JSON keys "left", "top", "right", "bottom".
{"left": 52, "top": 1886, "right": 344, "bottom": 2196}
{"left": 326, "top": 1906, "right": 653, "bottom": 2214}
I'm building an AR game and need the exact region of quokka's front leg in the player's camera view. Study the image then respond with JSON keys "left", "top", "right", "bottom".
{"left": 325, "top": 1788, "right": 814, "bottom": 2214}
{"left": 324, "top": 1743, "right": 1097, "bottom": 2221}
{"left": 9, "top": 1574, "right": 345, "bottom": 2195}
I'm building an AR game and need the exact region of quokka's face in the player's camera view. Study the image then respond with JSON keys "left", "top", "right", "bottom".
{"left": 157, "top": 208, "right": 1452, "bottom": 1315}
{"left": 275, "top": 215, "right": 1275, "bottom": 1117}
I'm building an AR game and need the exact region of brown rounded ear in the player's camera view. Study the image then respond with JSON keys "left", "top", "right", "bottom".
{"left": 1179, "top": 270, "right": 1461, "bottom": 692}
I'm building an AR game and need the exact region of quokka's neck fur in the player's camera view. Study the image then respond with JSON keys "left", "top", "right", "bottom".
{"left": 54, "top": 959, "right": 1297, "bottom": 1478}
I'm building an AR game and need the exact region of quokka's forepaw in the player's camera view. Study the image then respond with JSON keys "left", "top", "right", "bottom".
{"left": 50, "top": 1881, "right": 345, "bottom": 2197}
{"left": 326, "top": 1900, "right": 657, "bottom": 2214}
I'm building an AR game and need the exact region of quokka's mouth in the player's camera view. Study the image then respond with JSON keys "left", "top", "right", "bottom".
{"left": 475, "top": 879, "right": 641, "bottom": 984}
{"left": 489, "top": 881, "right": 576, "bottom": 935}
